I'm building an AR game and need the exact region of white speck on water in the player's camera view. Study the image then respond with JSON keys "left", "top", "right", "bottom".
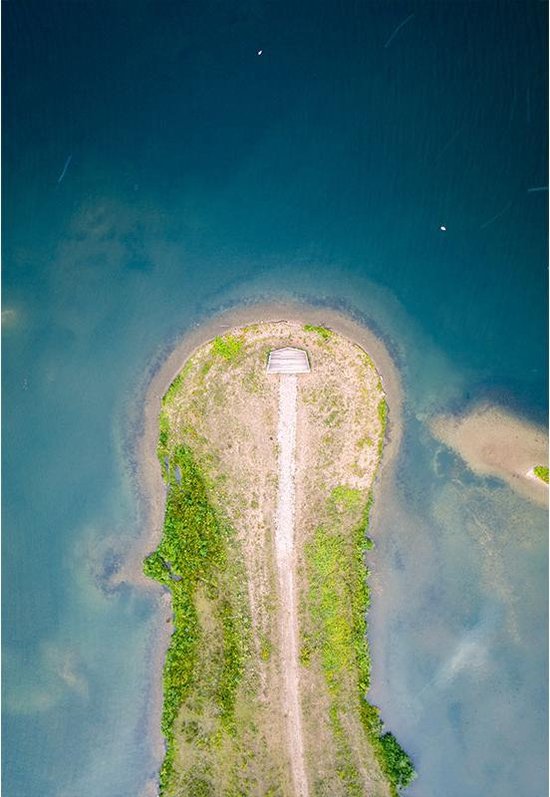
{"left": 257, "top": 49, "right": 263, "bottom": 56}
{"left": 440, "top": 225, "right": 447, "bottom": 231}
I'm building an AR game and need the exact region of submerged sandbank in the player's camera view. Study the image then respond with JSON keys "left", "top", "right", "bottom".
{"left": 431, "top": 404, "right": 549, "bottom": 507}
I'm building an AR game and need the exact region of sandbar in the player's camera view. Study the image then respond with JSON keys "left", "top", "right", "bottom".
{"left": 431, "top": 404, "right": 548, "bottom": 507}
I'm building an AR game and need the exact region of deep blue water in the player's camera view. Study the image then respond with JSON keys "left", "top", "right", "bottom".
{"left": 3, "top": 3, "right": 547, "bottom": 796}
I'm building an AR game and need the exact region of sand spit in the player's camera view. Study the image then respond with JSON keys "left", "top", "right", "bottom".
{"left": 431, "top": 404, "right": 549, "bottom": 507}
{"left": 133, "top": 308, "right": 406, "bottom": 795}
{"left": 134, "top": 301, "right": 403, "bottom": 576}
{"left": 129, "top": 302, "right": 404, "bottom": 793}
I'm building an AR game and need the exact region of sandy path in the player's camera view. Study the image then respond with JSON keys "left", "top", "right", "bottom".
{"left": 276, "top": 374, "right": 308, "bottom": 797}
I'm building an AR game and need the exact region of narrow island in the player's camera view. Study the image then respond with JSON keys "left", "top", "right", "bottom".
{"left": 144, "top": 320, "right": 415, "bottom": 797}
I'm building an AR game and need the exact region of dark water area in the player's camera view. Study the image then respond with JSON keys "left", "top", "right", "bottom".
{"left": 3, "top": 2, "right": 547, "bottom": 796}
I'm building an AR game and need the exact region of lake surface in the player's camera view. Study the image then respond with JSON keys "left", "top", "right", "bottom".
{"left": 3, "top": 2, "right": 547, "bottom": 796}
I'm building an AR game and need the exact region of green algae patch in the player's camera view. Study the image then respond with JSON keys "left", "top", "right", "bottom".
{"left": 534, "top": 465, "right": 549, "bottom": 484}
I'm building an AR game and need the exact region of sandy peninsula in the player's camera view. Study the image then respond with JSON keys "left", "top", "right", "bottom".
{"left": 138, "top": 304, "right": 402, "bottom": 518}
{"left": 139, "top": 312, "right": 413, "bottom": 797}
{"left": 431, "top": 404, "right": 549, "bottom": 507}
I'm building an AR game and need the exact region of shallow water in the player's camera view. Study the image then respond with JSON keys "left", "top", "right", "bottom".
{"left": 3, "top": 2, "right": 547, "bottom": 796}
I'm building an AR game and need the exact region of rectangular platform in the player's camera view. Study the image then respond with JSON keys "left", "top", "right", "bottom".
{"left": 267, "top": 347, "right": 311, "bottom": 374}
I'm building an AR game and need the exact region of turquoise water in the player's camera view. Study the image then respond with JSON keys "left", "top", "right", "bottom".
{"left": 3, "top": 2, "right": 547, "bottom": 796}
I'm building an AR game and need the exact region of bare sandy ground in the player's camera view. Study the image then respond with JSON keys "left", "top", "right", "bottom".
{"left": 431, "top": 404, "right": 549, "bottom": 507}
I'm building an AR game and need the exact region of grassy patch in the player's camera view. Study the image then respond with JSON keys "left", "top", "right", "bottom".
{"left": 243, "top": 367, "right": 263, "bottom": 394}
{"left": 330, "top": 485, "right": 363, "bottom": 513}
{"left": 163, "top": 362, "right": 193, "bottom": 407}
{"left": 330, "top": 705, "right": 365, "bottom": 796}
{"left": 308, "top": 528, "right": 355, "bottom": 687}
{"left": 217, "top": 600, "right": 245, "bottom": 731}
{"left": 305, "top": 491, "right": 416, "bottom": 794}
{"left": 259, "top": 635, "right": 272, "bottom": 662}
{"left": 157, "top": 410, "right": 171, "bottom": 472}
{"left": 377, "top": 399, "right": 387, "bottom": 455}
{"left": 534, "top": 465, "right": 549, "bottom": 484}
{"left": 299, "top": 637, "right": 313, "bottom": 667}
{"left": 212, "top": 334, "right": 243, "bottom": 361}
{"left": 325, "top": 409, "right": 343, "bottom": 428}
{"left": 143, "top": 442, "right": 247, "bottom": 793}
{"left": 304, "top": 324, "right": 333, "bottom": 341}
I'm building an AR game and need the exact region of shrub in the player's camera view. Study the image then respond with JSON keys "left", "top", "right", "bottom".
{"left": 212, "top": 335, "right": 243, "bottom": 360}
{"left": 143, "top": 443, "right": 244, "bottom": 793}
{"left": 304, "top": 324, "right": 333, "bottom": 341}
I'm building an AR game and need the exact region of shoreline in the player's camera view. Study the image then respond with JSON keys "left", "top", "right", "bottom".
{"left": 130, "top": 301, "right": 405, "bottom": 791}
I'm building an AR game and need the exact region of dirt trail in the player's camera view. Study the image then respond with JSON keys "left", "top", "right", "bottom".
{"left": 275, "top": 374, "right": 308, "bottom": 797}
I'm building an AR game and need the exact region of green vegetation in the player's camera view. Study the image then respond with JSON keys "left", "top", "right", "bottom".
{"left": 158, "top": 410, "right": 170, "bottom": 461}
{"left": 143, "top": 441, "right": 247, "bottom": 793}
{"left": 305, "top": 487, "right": 416, "bottom": 795}
{"left": 304, "top": 324, "right": 333, "bottom": 341}
{"left": 377, "top": 398, "right": 387, "bottom": 427}
{"left": 327, "top": 704, "right": 363, "bottom": 796}
{"left": 299, "top": 637, "right": 313, "bottom": 667}
{"left": 308, "top": 527, "right": 356, "bottom": 685}
{"left": 162, "top": 362, "right": 193, "bottom": 407}
{"left": 330, "top": 485, "right": 363, "bottom": 512}
{"left": 212, "top": 334, "right": 243, "bottom": 360}
{"left": 378, "top": 732, "right": 417, "bottom": 791}
{"left": 534, "top": 465, "right": 549, "bottom": 484}
{"left": 377, "top": 398, "right": 388, "bottom": 454}
{"left": 217, "top": 599, "right": 245, "bottom": 730}
{"left": 259, "top": 635, "right": 272, "bottom": 662}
